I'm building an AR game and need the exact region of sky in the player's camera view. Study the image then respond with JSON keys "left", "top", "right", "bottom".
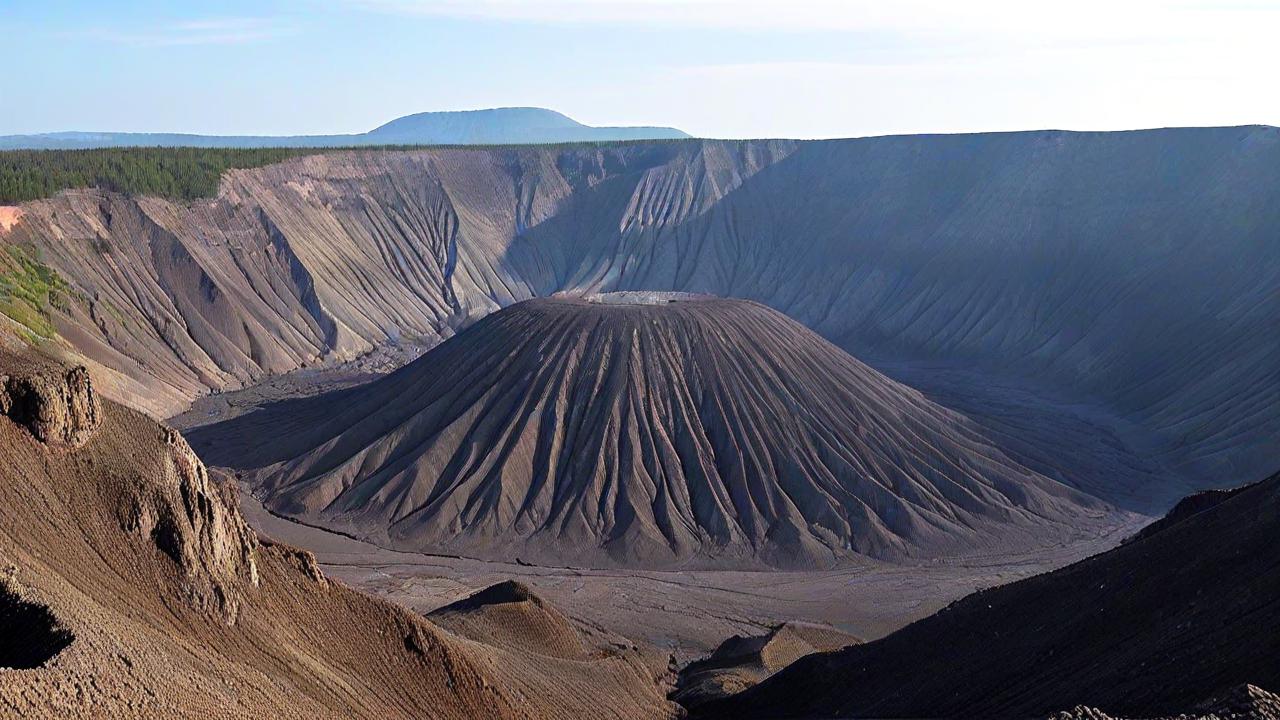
{"left": 2, "top": 0, "right": 1279, "bottom": 139}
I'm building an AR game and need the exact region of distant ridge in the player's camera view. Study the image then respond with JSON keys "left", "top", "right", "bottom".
{"left": 0, "top": 107, "right": 690, "bottom": 150}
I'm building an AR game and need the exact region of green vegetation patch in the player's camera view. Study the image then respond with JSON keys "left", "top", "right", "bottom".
{"left": 0, "top": 147, "right": 331, "bottom": 203}
{"left": 0, "top": 245, "right": 68, "bottom": 339}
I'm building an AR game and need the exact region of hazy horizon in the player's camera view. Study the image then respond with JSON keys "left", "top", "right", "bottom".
{"left": 4, "top": 1, "right": 1280, "bottom": 139}
{"left": 6, "top": 105, "right": 1280, "bottom": 144}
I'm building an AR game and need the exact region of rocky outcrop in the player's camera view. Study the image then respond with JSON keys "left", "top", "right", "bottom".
{"left": 0, "top": 358, "right": 99, "bottom": 447}
{"left": 0, "top": 352, "right": 257, "bottom": 624}
{"left": 257, "top": 536, "right": 327, "bottom": 589}
{"left": 119, "top": 428, "right": 259, "bottom": 624}
{"left": 0, "top": 206, "right": 21, "bottom": 233}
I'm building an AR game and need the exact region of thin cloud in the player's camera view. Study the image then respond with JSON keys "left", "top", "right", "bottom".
{"left": 344, "top": 0, "right": 1280, "bottom": 39}
{"left": 76, "top": 17, "right": 294, "bottom": 47}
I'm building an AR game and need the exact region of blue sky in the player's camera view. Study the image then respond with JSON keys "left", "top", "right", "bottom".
{"left": 3, "top": 1, "right": 1279, "bottom": 138}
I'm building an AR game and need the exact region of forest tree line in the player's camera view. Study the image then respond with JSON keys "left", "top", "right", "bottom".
{"left": 0, "top": 147, "right": 353, "bottom": 203}
{"left": 0, "top": 139, "right": 696, "bottom": 204}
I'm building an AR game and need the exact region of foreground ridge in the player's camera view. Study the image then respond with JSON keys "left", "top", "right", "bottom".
{"left": 700, "top": 466, "right": 1280, "bottom": 718}
{"left": 0, "top": 352, "right": 678, "bottom": 718}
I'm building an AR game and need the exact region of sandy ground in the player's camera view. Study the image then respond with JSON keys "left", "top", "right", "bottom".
{"left": 179, "top": 347, "right": 1159, "bottom": 662}
{"left": 238, "top": 482, "right": 1145, "bottom": 663}
{"left": 0, "top": 206, "right": 22, "bottom": 233}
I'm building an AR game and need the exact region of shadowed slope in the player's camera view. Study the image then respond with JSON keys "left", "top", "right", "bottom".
{"left": 701, "top": 467, "right": 1280, "bottom": 719}
{"left": 226, "top": 295, "right": 1109, "bottom": 569}
{"left": 0, "top": 353, "right": 678, "bottom": 719}
{"left": 0, "top": 583, "right": 74, "bottom": 671}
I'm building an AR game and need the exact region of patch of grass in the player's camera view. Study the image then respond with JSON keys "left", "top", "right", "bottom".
{"left": 0, "top": 245, "right": 68, "bottom": 340}
{"left": 100, "top": 298, "right": 129, "bottom": 328}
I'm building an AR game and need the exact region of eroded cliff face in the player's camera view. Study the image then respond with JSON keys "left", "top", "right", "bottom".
{"left": 119, "top": 427, "right": 259, "bottom": 624}
{"left": 2, "top": 142, "right": 795, "bottom": 417}
{"left": 0, "top": 359, "right": 99, "bottom": 447}
{"left": 0, "top": 351, "right": 257, "bottom": 624}
{"left": 0, "top": 354, "right": 680, "bottom": 718}
{"left": 3, "top": 129, "right": 1279, "bottom": 488}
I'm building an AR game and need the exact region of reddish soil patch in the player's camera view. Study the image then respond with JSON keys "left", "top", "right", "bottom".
{"left": 0, "top": 207, "right": 22, "bottom": 234}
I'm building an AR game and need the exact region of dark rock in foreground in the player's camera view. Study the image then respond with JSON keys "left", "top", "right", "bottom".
{"left": 701, "top": 468, "right": 1280, "bottom": 718}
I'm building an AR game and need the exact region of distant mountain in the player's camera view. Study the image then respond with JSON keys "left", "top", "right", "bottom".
{"left": 0, "top": 107, "right": 690, "bottom": 149}
{"left": 364, "top": 107, "right": 690, "bottom": 144}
